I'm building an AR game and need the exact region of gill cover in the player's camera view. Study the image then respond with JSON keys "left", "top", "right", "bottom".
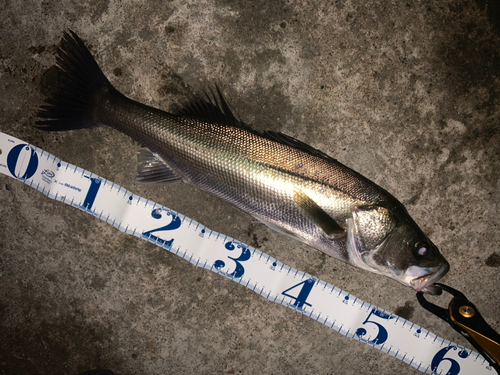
{"left": 347, "top": 204, "right": 449, "bottom": 291}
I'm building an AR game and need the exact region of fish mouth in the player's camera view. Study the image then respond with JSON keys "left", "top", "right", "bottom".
{"left": 410, "top": 262, "right": 450, "bottom": 295}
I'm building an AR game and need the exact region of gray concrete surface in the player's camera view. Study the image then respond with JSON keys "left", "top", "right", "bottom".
{"left": 1, "top": 0, "right": 500, "bottom": 374}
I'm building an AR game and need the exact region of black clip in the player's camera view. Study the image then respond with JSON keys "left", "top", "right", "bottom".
{"left": 417, "top": 283, "right": 500, "bottom": 373}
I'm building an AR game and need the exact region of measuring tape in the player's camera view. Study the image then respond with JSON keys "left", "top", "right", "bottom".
{"left": 0, "top": 131, "right": 495, "bottom": 375}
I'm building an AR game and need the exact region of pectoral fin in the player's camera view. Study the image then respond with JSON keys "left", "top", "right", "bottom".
{"left": 293, "top": 189, "right": 344, "bottom": 237}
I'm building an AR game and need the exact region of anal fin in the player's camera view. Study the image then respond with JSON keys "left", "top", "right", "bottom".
{"left": 135, "top": 149, "right": 181, "bottom": 185}
{"left": 293, "top": 189, "right": 344, "bottom": 237}
{"left": 254, "top": 217, "right": 303, "bottom": 242}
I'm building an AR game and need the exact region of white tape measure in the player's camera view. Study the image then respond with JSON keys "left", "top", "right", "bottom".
{"left": 0, "top": 132, "right": 495, "bottom": 375}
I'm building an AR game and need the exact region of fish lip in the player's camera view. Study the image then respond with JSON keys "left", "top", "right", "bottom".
{"left": 411, "top": 262, "right": 450, "bottom": 294}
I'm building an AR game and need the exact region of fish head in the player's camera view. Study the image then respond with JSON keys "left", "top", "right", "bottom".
{"left": 346, "top": 204, "right": 449, "bottom": 294}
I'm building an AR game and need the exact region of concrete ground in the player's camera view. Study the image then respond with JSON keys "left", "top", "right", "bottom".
{"left": 1, "top": 0, "right": 500, "bottom": 374}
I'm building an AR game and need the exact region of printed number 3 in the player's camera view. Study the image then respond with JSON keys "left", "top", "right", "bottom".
{"left": 214, "top": 241, "right": 251, "bottom": 278}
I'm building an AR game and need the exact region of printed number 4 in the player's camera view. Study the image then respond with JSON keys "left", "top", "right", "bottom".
{"left": 282, "top": 278, "right": 315, "bottom": 309}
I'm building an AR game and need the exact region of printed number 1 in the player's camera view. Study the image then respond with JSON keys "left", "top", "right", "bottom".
{"left": 282, "top": 278, "right": 316, "bottom": 309}
{"left": 82, "top": 177, "right": 101, "bottom": 210}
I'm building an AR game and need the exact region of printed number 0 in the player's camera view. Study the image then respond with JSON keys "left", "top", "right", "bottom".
{"left": 6, "top": 144, "right": 39, "bottom": 180}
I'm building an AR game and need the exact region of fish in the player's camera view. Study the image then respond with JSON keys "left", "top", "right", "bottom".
{"left": 36, "top": 31, "right": 449, "bottom": 294}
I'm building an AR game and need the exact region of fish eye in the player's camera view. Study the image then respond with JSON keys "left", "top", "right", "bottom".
{"left": 414, "top": 242, "right": 430, "bottom": 257}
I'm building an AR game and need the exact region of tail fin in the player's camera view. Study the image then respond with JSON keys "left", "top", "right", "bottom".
{"left": 36, "top": 30, "right": 111, "bottom": 131}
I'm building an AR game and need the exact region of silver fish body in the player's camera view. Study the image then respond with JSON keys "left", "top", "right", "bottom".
{"left": 37, "top": 31, "right": 449, "bottom": 293}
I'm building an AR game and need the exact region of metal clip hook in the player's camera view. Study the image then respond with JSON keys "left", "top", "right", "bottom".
{"left": 417, "top": 283, "right": 500, "bottom": 373}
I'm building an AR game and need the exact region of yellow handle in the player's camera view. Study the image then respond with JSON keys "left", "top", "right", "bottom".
{"left": 450, "top": 304, "right": 500, "bottom": 368}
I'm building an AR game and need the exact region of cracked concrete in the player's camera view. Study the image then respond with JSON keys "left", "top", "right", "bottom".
{"left": 1, "top": 0, "right": 500, "bottom": 374}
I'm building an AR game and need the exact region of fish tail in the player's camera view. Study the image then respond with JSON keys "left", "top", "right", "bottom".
{"left": 36, "top": 30, "right": 112, "bottom": 131}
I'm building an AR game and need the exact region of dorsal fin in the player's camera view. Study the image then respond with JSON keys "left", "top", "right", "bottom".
{"left": 178, "top": 86, "right": 338, "bottom": 162}
{"left": 264, "top": 131, "right": 337, "bottom": 161}
{"left": 176, "top": 85, "right": 250, "bottom": 129}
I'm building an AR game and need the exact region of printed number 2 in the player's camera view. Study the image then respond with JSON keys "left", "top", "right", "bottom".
{"left": 142, "top": 209, "right": 181, "bottom": 249}
{"left": 282, "top": 278, "right": 315, "bottom": 309}
{"left": 355, "top": 308, "right": 394, "bottom": 345}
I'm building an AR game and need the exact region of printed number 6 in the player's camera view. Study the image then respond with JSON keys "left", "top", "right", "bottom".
{"left": 355, "top": 308, "right": 393, "bottom": 345}
{"left": 431, "top": 345, "right": 469, "bottom": 375}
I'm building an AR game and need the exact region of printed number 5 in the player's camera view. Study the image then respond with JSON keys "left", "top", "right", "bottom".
{"left": 355, "top": 308, "right": 393, "bottom": 345}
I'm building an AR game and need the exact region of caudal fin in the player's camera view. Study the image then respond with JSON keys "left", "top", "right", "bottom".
{"left": 36, "top": 30, "right": 111, "bottom": 131}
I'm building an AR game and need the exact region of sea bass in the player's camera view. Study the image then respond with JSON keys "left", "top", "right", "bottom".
{"left": 37, "top": 31, "right": 449, "bottom": 294}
